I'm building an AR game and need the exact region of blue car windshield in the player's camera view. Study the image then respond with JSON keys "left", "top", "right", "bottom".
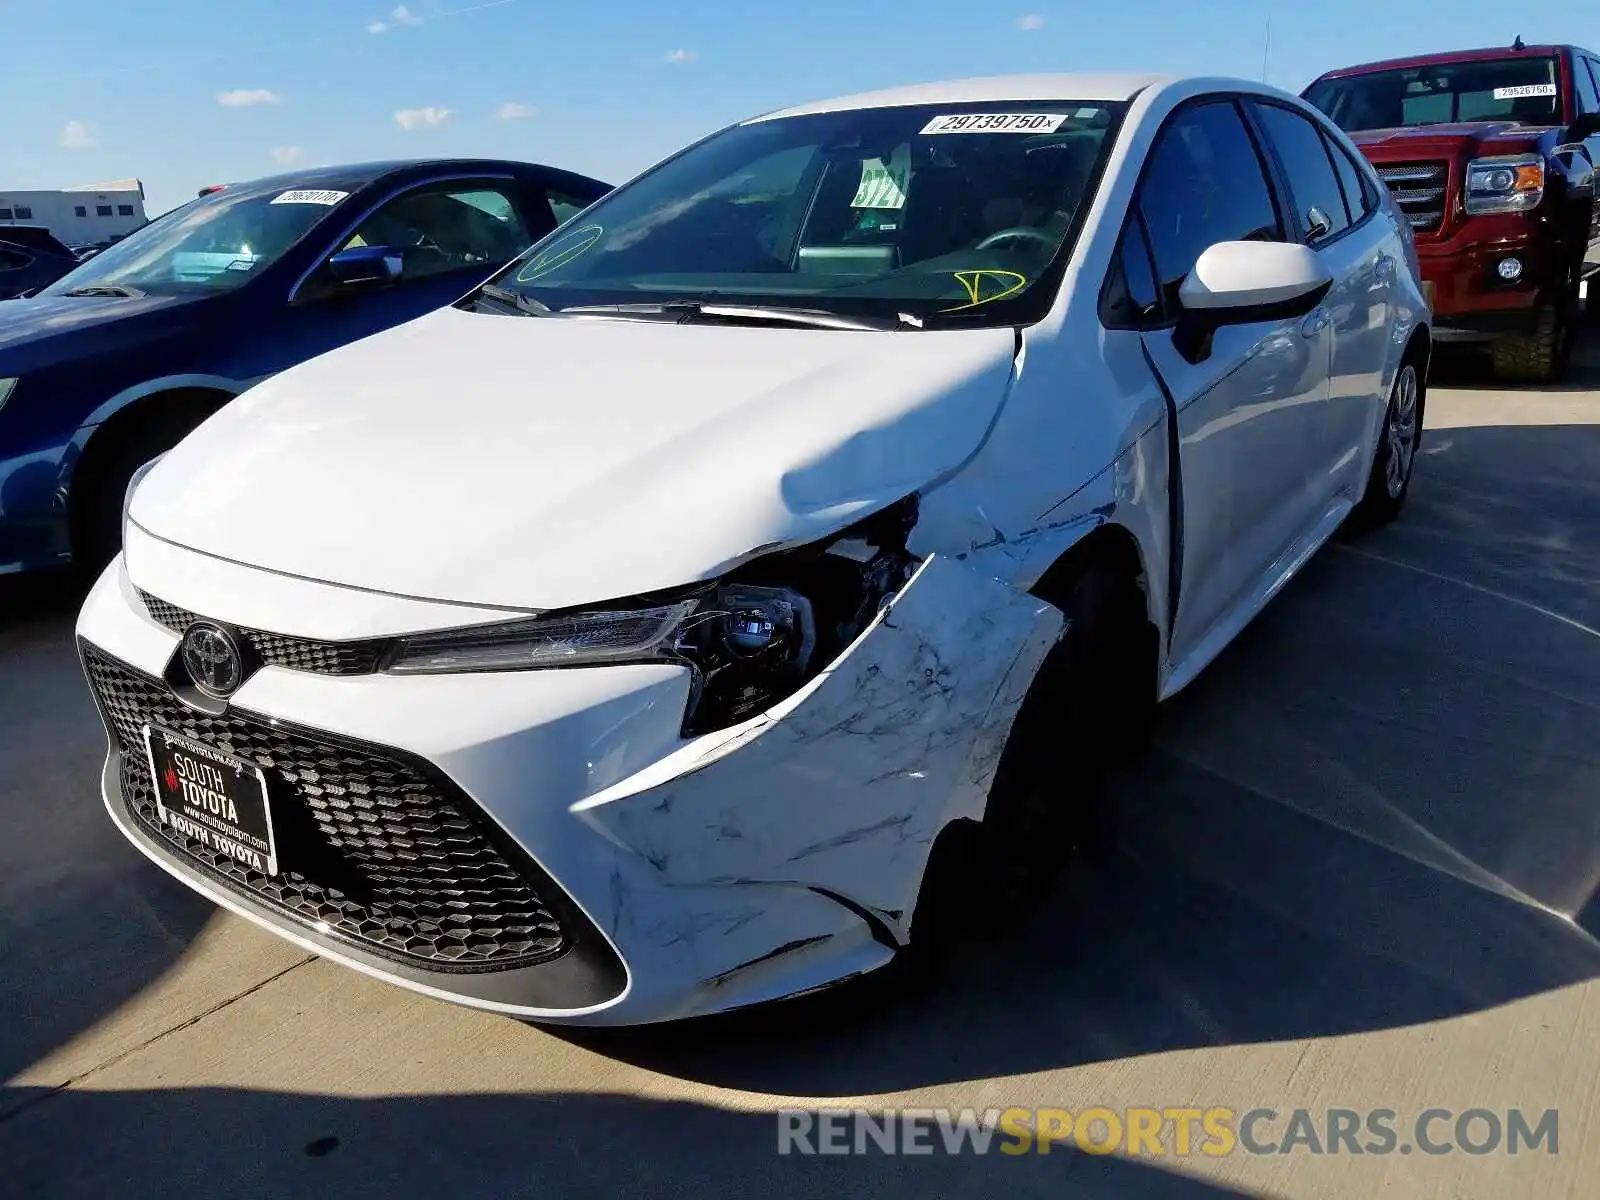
{"left": 40, "top": 182, "right": 357, "bottom": 296}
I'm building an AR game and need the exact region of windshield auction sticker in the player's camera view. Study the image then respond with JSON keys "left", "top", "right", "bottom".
{"left": 270, "top": 189, "right": 351, "bottom": 206}
{"left": 1493, "top": 84, "right": 1557, "bottom": 99}
{"left": 920, "top": 113, "right": 1068, "bottom": 135}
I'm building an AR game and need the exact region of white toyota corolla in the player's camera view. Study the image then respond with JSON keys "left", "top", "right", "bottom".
{"left": 78, "top": 73, "right": 1428, "bottom": 1025}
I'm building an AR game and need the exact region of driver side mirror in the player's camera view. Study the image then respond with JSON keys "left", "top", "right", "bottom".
{"left": 327, "top": 245, "right": 404, "bottom": 288}
{"left": 1565, "top": 113, "right": 1600, "bottom": 142}
{"left": 1173, "top": 240, "right": 1333, "bottom": 363}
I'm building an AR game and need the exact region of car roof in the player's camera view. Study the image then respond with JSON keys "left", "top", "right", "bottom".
{"left": 753, "top": 73, "right": 1171, "bottom": 120}
{"left": 215, "top": 158, "right": 604, "bottom": 194}
{"left": 1312, "top": 45, "right": 1588, "bottom": 80}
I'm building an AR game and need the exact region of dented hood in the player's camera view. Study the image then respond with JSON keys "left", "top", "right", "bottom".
{"left": 131, "top": 306, "right": 1017, "bottom": 611}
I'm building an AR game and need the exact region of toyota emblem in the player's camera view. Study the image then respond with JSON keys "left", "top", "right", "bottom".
{"left": 180, "top": 622, "right": 244, "bottom": 698}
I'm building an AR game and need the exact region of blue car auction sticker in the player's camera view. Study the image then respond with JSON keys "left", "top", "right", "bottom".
{"left": 270, "top": 189, "right": 351, "bottom": 206}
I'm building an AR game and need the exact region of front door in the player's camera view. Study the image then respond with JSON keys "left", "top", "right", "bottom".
{"left": 1133, "top": 99, "right": 1335, "bottom": 666}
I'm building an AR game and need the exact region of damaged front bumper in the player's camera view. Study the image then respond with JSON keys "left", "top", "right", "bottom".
{"left": 76, "top": 551, "right": 1061, "bottom": 1025}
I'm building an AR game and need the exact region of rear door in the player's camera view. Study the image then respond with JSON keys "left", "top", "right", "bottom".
{"left": 1249, "top": 99, "right": 1393, "bottom": 500}
{"left": 1132, "top": 98, "right": 1335, "bottom": 667}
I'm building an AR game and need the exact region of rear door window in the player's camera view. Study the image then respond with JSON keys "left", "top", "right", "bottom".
{"left": 1325, "top": 133, "right": 1374, "bottom": 220}
{"left": 1251, "top": 102, "right": 1352, "bottom": 243}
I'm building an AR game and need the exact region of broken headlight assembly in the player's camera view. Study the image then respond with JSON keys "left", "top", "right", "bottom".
{"left": 383, "top": 497, "right": 920, "bottom": 736}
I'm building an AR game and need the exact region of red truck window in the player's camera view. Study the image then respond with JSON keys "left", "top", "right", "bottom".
{"left": 1306, "top": 57, "right": 1562, "bottom": 131}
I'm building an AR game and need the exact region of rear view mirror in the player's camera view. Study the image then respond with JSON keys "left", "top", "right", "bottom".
{"left": 1174, "top": 241, "right": 1333, "bottom": 362}
{"left": 328, "top": 245, "right": 404, "bottom": 287}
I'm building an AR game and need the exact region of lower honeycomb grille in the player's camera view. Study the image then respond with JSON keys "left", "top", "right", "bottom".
{"left": 82, "top": 643, "right": 569, "bottom": 972}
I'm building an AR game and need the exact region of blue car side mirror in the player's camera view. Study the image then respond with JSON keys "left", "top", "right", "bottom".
{"left": 327, "top": 245, "right": 404, "bottom": 286}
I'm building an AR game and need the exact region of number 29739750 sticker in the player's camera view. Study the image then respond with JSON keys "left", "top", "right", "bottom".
{"left": 920, "top": 112, "right": 1068, "bottom": 135}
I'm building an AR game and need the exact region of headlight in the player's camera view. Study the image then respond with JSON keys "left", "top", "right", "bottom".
{"left": 385, "top": 498, "right": 921, "bottom": 735}
{"left": 121, "top": 454, "right": 165, "bottom": 543}
{"left": 1464, "top": 155, "right": 1544, "bottom": 215}
{"left": 0, "top": 377, "right": 18, "bottom": 415}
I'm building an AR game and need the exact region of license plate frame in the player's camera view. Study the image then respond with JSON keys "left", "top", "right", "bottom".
{"left": 142, "top": 725, "right": 280, "bottom": 876}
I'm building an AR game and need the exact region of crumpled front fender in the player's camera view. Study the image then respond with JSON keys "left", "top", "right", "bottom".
{"left": 573, "top": 554, "right": 1064, "bottom": 942}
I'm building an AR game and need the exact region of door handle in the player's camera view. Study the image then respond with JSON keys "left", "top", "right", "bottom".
{"left": 1300, "top": 307, "right": 1332, "bottom": 337}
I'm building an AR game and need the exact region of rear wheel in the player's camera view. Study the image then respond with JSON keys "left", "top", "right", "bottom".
{"left": 1351, "top": 360, "right": 1422, "bottom": 530}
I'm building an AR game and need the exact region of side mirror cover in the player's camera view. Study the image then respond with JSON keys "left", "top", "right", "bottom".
{"left": 327, "top": 245, "right": 404, "bottom": 287}
{"left": 1173, "top": 240, "right": 1333, "bottom": 363}
{"left": 1565, "top": 113, "right": 1600, "bottom": 142}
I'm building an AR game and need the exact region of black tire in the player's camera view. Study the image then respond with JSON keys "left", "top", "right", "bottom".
{"left": 1350, "top": 358, "right": 1424, "bottom": 530}
{"left": 904, "top": 565, "right": 1153, "bottom": 970}
{"left": 1489, "top": 270, "right": 1577, "bottom": 384}
{"left": 73, "top": 418, "right": 202, "bottom": 571}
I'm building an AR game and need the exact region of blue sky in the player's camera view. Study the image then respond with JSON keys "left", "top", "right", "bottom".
{"left": 3, "top": 0, "right": 1596, "bottom": 215}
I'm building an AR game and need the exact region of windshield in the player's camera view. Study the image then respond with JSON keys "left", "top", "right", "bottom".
{"left": 478, "top": 101, "right": 1123, "bottom": 327}
{"left": 40, "top": 181, "right": 356, "bottom": 296}
{"left": 1305, "top": 57, "right": 1563, "bottom": 132}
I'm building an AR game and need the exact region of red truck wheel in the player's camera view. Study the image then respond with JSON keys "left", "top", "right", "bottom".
{"left": 1489, "top": 269, "right": 1578, "bottom": 385}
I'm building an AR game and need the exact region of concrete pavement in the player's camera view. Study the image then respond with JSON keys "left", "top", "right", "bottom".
{"left": 3, "top": 344, "right": 1600, "bottom": 1198}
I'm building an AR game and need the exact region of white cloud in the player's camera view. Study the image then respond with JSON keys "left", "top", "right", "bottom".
{"left": 370, "top": 4, "right": 423, "bottom": 32}
{"left": 394, "top": 106, "right": 453, "bottom": 130}
{"left": 217, "top": 88, "right": 282, "bottom": 108}
{"left": 58, "top": 120, "right": 95, "bottom": 149}
{"left": 664, "top": 48, "right": 698, "bottom": 63}
{"left": 1016, "top": 13, "right": 1045, "bottom": 30}
{"left": 272, "top": 146, "right": 306, "bottom": 166}
{"left": 493, "top": 101, "right": 537, "bottom": 121}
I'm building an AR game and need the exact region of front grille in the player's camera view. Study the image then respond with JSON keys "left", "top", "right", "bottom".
{"left": 139, "top": 590, "right": 388, "bottom": 676}
{"left": 1376, "top": 162, "right": 1448, "bottom": 233}
{"left": 83, "top": 643, "right": 568, "bottom": 972}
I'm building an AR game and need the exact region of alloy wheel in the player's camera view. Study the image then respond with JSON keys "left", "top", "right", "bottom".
{"left": 1385, "top": 365, "right": 1419, "bottom": 499}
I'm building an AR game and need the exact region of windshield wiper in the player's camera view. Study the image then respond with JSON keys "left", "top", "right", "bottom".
{"left": 62, "top": 283, "right": 145, "bottom": 298}
{"left": 557, "top": 301, "right": 907, "bottom": 332}
{"left": 474, "top": 283, "right": 558, "bottom": 317}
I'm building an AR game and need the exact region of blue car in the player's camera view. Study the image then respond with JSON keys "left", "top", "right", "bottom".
{"left": 0, "top": 158, "right": 610, "bottom": 575}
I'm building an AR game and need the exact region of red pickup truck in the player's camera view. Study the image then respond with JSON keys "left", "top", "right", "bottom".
{"left": 1305, "top": 41, "right": 1600, "bottom": 382}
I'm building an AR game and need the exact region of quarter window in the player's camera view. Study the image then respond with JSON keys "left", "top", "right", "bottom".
{"left": 1139, "top": 100, "right": 1283, "bottom": 309}
{"left": 339, "top": 182, "right": 531, "bottom": 282}
{"left": 1102, "top": 215, "right": 1162, "bottom": 326}
{"left": 1325, "top": 133, "right": 1374, "bottom": 220}
{"left": 1252, "top": 102, "right": 1351, "bottom": 243}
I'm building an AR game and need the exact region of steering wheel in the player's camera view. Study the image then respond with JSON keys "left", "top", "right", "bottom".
{"left": 974, "top": 226, "right": 1057, "bottom": 252}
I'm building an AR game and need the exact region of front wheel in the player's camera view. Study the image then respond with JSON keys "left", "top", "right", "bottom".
{"left": 1350, "top": 360, "right": 1423, "bottom": 530}
{"left": 1489, "top": 270, "right": 1577, "bottom": 384}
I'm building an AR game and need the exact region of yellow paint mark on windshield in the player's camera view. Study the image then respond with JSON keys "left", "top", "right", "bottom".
{"left": 944, "top": 269, "right": 1029, "bottom": 311}
{"left": 517, "top": 223, "right": 604, "bottom": 281}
